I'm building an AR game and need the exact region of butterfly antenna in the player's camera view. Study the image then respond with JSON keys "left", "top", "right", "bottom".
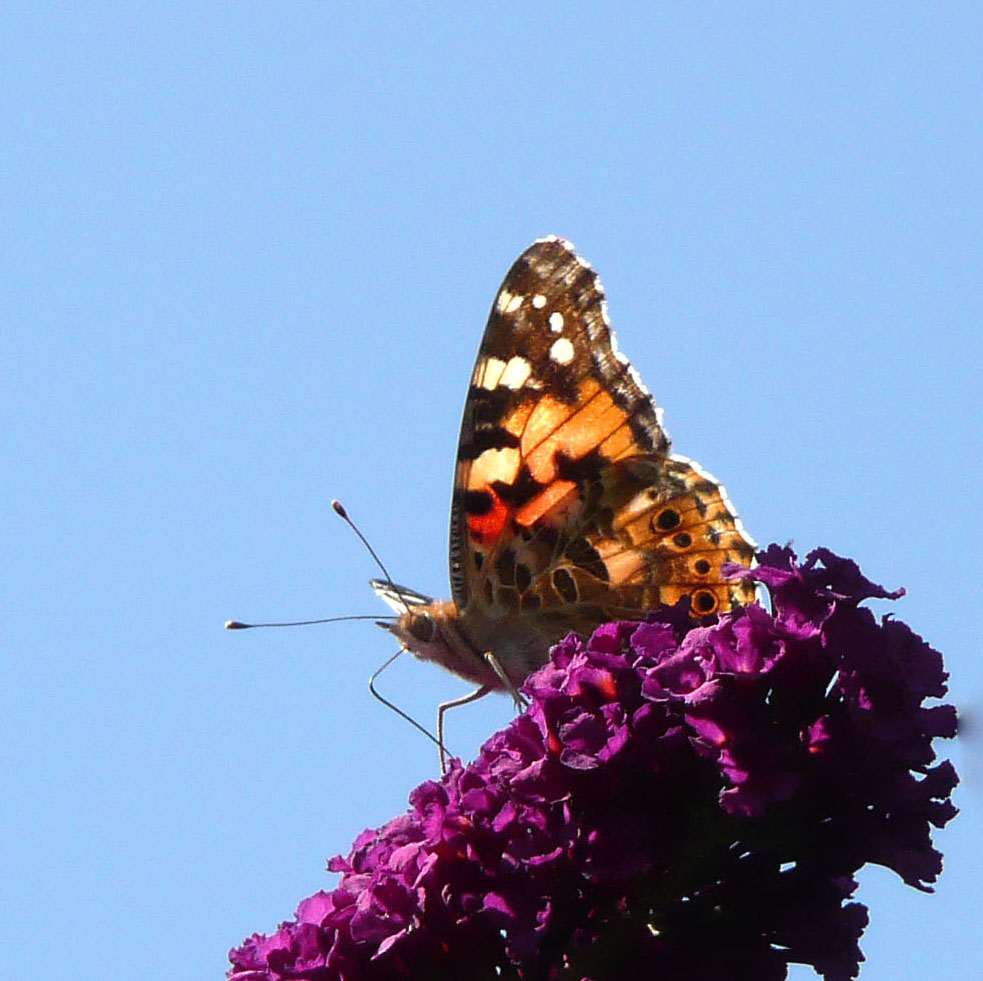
{"left": 332, "top": 499, "right": 416, "bottom": 614}
{"left": 225, "top": 614, "right": 392, "bottom": 630}
{"left": 369, "top": 648, "right": 445, "bottom": 754}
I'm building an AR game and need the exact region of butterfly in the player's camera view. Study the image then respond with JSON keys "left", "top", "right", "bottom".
{"left": 373, "top": 237, "right": 755, "bottom": 735}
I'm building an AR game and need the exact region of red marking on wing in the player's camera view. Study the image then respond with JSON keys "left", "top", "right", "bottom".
{"left": 467, "top": 487, "right": 510, "bottom": 545}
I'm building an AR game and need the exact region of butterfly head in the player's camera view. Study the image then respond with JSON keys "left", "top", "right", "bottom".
{"left": 370, "top": 578, "right": 506, "bottom": 687}
{"left": 371, "top": 578, "right": 452, "bottom": 654}
{"left": 378, "top": 603, "right": 451, "bottom": 659}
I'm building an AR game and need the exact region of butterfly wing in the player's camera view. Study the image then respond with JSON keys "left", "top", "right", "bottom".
{"left": 449, "top": 237, "right": 754, "bottom": 638}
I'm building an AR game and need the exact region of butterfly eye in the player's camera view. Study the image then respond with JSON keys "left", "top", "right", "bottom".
{"left": 410, "top": 612, "right": 436, "bottom": 643}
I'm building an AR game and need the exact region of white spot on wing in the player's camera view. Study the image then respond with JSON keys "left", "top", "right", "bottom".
{"left": 495, "top": 290, "right": 513, "bottom": 313}
{"left": 471, "top": 446, "right": 521, "bottom": 486}
{"left": 500, "top": 292, "right": 523, "bottom": 314}
{"left": 549, "top": 337, "right": 575, "bottom": 365}
{"left": 549, "top": 311, "right": 564, "bottom": 332}
{"left": 532, "top": 294, "right": 546, "bottom": 309}
{"left": 475, "top": 356, "right": 506, "bottom": 390}
{"left": 499, "top": 355, "right": 533, "bottom": 389}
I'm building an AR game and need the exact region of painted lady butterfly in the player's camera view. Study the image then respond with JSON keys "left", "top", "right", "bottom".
{"left": 374, "top": 237, "right": 755, "bottom": 727}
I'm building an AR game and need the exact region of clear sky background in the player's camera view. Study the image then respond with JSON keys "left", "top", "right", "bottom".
{"left": 2, "top": 5, "right": 980, "bottom": 980}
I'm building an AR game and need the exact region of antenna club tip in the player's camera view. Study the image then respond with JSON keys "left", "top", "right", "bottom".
{"left": 332, "top": 500, "right": 349, "bottom": 520}
{"left": 225, "top": 620, "right": 248, "bottom": 630}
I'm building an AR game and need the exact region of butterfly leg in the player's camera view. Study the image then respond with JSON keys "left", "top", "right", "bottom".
{"left": 482, "top": 651, "right": 529, "bottom": 712}
{"left": 437, "top": 684, "right": 493, "bottom": 773}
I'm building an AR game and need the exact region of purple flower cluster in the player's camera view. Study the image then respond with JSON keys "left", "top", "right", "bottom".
{"left": 228, "top": 547, "right": 957, "bottom": 981}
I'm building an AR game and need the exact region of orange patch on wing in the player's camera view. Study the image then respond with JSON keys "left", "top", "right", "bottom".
{"left": 598, "top": 419, "right": 636, "bottom": 460}
{"left": 502, "top": 400, "right": 535, "bottom": 437}
{"left": 594, "top": 540, "right": 646, "bottom": 584}
{"left": 514, "top": 479, "right": 578, "bottom": 527}
{"left": 522, "top": 382, "right": 631, "bottom": 483}
{"left": 521, "top": 398, "right": 573, "bottom": 482}
{"left": 467, "top": 487, "right": 510, "bottom": 546}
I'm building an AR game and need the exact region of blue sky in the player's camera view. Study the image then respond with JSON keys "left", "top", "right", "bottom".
{"left": 2, "top": 4, "right": 979, "bottom": 979}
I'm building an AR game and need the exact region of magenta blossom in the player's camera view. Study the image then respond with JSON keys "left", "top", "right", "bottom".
{"left": 228, "top": 547, "right": 957, "bottom": 981}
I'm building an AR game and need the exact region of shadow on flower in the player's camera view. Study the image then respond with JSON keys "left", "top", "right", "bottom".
{"left": 228, "top": 546, "right": 958, "bottom": 981}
